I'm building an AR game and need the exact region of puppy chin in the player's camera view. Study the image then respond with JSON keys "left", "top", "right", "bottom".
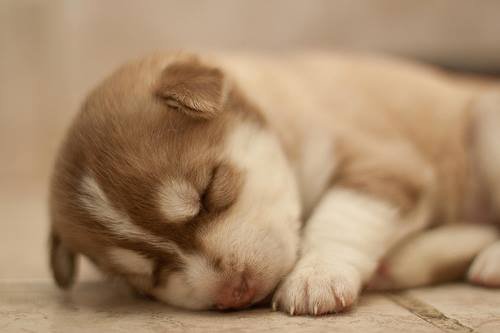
{"left": 152, "top": 271, "right": 215, "bottom": 310}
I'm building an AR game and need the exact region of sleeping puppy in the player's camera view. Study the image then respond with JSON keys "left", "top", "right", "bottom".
{"left": 49, "top": 51, "right": 500, "bottom": 315}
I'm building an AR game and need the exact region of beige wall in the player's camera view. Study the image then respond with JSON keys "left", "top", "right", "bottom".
{"left": 1, "top": 0, "right": 500, "bottom": 187}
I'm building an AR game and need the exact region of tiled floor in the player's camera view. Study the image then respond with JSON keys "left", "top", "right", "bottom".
{"left": 2, "top": 279, "right": 499, "bottom": 333}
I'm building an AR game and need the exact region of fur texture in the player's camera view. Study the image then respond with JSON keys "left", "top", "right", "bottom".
{"left": 49, "top": 51, "right": 500, "bottom": 315}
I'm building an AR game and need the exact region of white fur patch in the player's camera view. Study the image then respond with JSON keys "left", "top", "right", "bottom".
{"left": 302, "top": 188, "right": 399, "bottom": 279}
{"left": 224, "top": 122, "right": 301, "bottom": 224}
{"left": 215, "top": 122, "right": 301, "bottom": 267}
{"left": 79, "top": 175, "right": 183, "bottom": 256}
{"left": 157, "top": 179, "right": 200, "bottom": 222}
{"left": 297, "top": 131, "right": 336, "bottom": 217}
{"left": 107, "top": 247, "right": 154, "bottom": 275}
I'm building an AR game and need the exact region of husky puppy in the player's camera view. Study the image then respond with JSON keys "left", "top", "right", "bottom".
{"left": 49, "top": 52, "right": 500, "bottom": 315}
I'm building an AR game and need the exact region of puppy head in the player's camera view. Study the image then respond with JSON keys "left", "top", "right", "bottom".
{"left": 49, "top": 53, "right": 301, "bottom": 310}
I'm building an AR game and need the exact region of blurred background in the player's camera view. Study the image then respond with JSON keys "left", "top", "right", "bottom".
{"left": 1, "top": 0, "right": 500, "bottom": 281}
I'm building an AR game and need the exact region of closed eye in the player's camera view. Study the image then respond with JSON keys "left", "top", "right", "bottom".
{"left": 198, "top": 165, "right": 219, "bottom": 214}
{"left": 200, "top": 163, "right": 242, "bottom": 213}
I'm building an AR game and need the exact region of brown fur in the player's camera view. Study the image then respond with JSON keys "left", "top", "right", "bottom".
{"left": 50, "top": 51, "right": 500, "bottom": 299}
{"left": 50, "top": 54, "right": 261, "bottom": 289}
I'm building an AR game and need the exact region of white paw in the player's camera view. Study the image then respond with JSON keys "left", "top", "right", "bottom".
{"left": 468, "top": 242, "right": 500, "bottom": 287}
{"left": 272, "top": 261, "right": 361, "bottom": 316}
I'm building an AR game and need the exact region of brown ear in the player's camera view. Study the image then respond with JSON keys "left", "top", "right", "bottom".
{"left": 156, "top": 61, "right": 227, "bottom": 119}
{"left": 49, "top": 229, "right": 77, "bottom": 289}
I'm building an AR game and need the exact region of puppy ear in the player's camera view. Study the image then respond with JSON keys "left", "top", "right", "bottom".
{"left": 156, "top": 61, "right": 227, "bottom": 119}
{"left": 49, "top": 229, "right": 77, "bottom": 289}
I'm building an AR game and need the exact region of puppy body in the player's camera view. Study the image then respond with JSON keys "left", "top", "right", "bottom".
{"left": 218, "top": 53, "right": 500, "bottom": 314}
{"left": 50, "top": 52, "right": 500, "bottom": 315}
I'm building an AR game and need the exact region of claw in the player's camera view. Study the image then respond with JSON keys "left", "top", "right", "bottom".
{"left": 272, "top": 301, "right": 277, "bottom": 311}
{"left": 313, "top": 304, "right": 318, "bottom": 316}
{"left": 289, "top": 305, "right": 295, "bottom": 316}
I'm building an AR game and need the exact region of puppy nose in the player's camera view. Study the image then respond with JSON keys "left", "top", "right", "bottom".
{"left": 215, "top": 275, "right": 256, "bottom": 310}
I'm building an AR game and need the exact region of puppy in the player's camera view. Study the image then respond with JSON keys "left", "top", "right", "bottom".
{"left": 49, "top": 51, "right": 500, "bottom": 315}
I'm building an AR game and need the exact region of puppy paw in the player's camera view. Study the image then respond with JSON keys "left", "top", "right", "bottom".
{"left": 272, "top": 261, "right": 361, "bottom": 316}
{"left": 468, "top": 241, "right": 500, "bottom": 287}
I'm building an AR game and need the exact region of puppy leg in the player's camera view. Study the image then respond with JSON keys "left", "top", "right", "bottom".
{"left": 273, "top": 187, "right": 430, "bottom": 316}
{"left": 472, "top": 91, "right": 500, "bottom": 214}
{"left": 368, "top": 224, "right": 498, "bottom": 290}
{"left": 466, "top": 92, "right": 500, "bottom": 287}
{"left": 468, "top": 240, "right": 500, "bottom": 287}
